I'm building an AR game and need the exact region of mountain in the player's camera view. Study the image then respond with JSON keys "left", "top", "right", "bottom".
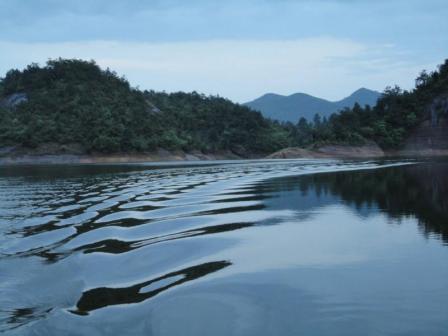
{"left": 1, "top": 58, "right": 446, "bottom": 158}
{"left": 245, "top": 88, "right": 381, "bottom": 123}
{"left": 338, "top": 88, "right": 381, "bottom": 108}
{"left": 281, "top": 59, "right": 448, "bottom": 149}
{"left": 0, "top": 59, "right": 291, "bottom": 155}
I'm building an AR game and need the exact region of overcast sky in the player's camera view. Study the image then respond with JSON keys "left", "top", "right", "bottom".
{"left": 0, "top": 0, "right": 446, "bottom": 102}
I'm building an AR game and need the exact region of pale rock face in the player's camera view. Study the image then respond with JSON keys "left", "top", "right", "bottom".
{"left": 404, "top": 118, "right": 448, "bottom": 152}
{"left": 429, "top": 96, "right": 448, "bottom": 126}
{"left": 403, "top": 96, "right": 448, "bottom": 153}
{"left": 267, "top": 142, "right": 385, "bottom": 159}
{"left": 0, "top": 93, "right": 28, "bottom": 108}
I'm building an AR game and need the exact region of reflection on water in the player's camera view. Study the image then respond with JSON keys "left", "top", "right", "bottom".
{"left": 261, "top": 163, "right": 448, "bottom": 244}
{"left": 73, "top": 260, "right": 231, "bottom": 315}
{"left": 0, "top": 159, "right": 447, "bottom": 335}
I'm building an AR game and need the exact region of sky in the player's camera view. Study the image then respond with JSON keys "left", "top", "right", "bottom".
{"left": 0, "top": 0, "right": 447, "bottom": 102}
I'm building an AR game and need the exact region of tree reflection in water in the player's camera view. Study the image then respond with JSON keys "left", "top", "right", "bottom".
{"left": 261, "top": 162, "right": 448, "bottom": 244}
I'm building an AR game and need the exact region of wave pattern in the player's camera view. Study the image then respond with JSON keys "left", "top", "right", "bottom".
{"left": 0, "top": 159, "right": 411, "bottom": 332}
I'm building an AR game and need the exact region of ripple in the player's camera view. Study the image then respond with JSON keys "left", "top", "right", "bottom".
{"left": 1, "top": 159, "right": 427, "bottom": 333}
{"left": 71, "top": 260, "right": 232, "bottom": 315}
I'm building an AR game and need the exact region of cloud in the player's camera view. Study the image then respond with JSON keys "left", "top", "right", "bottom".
{"left": 0, "top": 38, "right": 437, "bottom": 102}
{"left": 0, "top": 1, "right": 444, "bottom": 101}
{"left": 1, "top": 0, "right": 447, "bottom": 48}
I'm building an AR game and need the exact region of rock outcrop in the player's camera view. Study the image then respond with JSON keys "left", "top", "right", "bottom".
{"left": 401, "top": 96, "right": 448, "bottom": 155}
{"left": 317, "top": 142, "right": 385, "bottom": 158}
{"left": 0, "top": 93, "right": 28, "bottom": 108}
{"left": 0, "top": 145, "right": 247, "bottom": 165}
{"left": 403, "top": 118, "right": 448, "bottom": 150}
{"left": 267, "top": 142, "right": 384, "bottom": 159}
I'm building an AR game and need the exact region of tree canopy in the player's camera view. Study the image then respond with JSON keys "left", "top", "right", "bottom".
{"left": 0, "top": 59, "right": 289, "bottom": 154}
{"left": 1, "top": 58, "right": 447, "bottom": 154}
{"left": 287, "top": 59, "right": 448, "bottom": 148}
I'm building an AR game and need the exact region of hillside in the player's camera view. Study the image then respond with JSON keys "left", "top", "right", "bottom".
{"left": 0, "top": 59, "right": 290, "bottom": 156}
{"left": 0, "top": 58, "right": 447, "bottom": 162}
{"left": 281, "top": 59, "right": 448, "bottom": 150}
{"left": 245, "top": 88, "right": 381, "bottom": 123}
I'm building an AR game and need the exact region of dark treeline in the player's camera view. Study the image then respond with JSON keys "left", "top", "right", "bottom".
{"left": 0, "top": 58, "right": 447, "bottom": 154}
{"left": 281, "top": 59, "right": 448, "bottom": 148}
{"left": 297, "top": 164, "right": 448, "bottom": 243}
{"left": 0, "top": 59, "right": 290, "bottom": 154}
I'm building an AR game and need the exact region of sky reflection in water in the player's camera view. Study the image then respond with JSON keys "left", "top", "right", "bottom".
{"left": 0, "top": 159, "right": 447, "bottom": 335}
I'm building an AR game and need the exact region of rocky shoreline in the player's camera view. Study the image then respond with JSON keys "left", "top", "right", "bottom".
{"left": 0, "top": 147, "right": 254, "bottom": 165}
{"left": 2, "top": 143, "right": 448, "bottom": 165}
{"left": 267, "top": 142, "right": 385, "bottom": 159}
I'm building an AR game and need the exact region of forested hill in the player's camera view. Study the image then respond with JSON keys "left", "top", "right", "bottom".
{"left": 0, "top": 58, "right": 447, "bottom": 157}
{"left": 296, "top": 59, "right": 448, "bottom": 149}
{"left": 0, "top": 59, "right": 290, "bottom": 154}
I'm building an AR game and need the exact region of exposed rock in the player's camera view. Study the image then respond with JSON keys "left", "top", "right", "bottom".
{"left": 0, "top": 93, "right": 28, "bottom": 108}
{"left": 268, "top": 142, "right": 384, "bottom": 159}
{"left": 404, "top": 118, "right": 448, "bottom": 149}
{"left": 145, "top": 99, "right": 162, "bottom": 114}
{"left": 428, "top": 95, "right": 448, "bottom": 127}
{"left": 0, "top": 146, "right": 17, "bottom": 155}
{"left": 0, "top": 146, "right": 246, "bottom": 165}
{"left": 267, "top": 147, "right": 321, "bottom": 159}
{"left": 401, "top": 95, "right": 448, "bottom": 156}
{"left": 317, "top": 142, "right": 384, "bottom": 158}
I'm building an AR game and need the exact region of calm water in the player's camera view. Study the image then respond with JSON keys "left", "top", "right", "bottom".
{"left": 1, "top": 159, "right": 448, "bottom": 335}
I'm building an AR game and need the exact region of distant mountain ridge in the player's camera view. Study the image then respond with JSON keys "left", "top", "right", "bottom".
{"left": 245, "top": 88, "right": 381, "bottom": 123}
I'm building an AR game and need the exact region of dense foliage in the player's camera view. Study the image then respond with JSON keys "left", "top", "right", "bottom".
{"left": 291, "top": 164, "right": 448, "bottom": 242}
{"left": 0, "top": 59, "right": 289, "bottom": 154}
{"left": 285, "top": 59, "right": 448, "bottom": 148}
{"left": 142, "top": 91, "right": 290, "bottom": 153}
{"left": 1, "top": 58, "right": 446, "bottom": 154}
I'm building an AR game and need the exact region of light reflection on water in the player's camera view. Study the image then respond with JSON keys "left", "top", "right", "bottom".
{"left": 0, "top": 159, "right": 447, "bottom": 335}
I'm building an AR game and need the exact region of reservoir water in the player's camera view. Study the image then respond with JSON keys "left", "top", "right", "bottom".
{"left": 1, "top": 159, "right": 447, "bottom": 335}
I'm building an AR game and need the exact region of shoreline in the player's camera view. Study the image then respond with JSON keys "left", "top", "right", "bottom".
{"left": 1, "top": 144, "right": 447, "bottom": 166}
{"left": 0, "top": 149, "right": 255, "bottom": 166}
{"left": 1, "top": 151, "right": 447, "bottom": 166}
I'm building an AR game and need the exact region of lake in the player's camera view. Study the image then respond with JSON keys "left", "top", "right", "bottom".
{"left": 1, "top": 159, "right": 447, "bottom": 335}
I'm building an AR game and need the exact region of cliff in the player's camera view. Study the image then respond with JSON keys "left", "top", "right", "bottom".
{"left": 401, "top": 96, "right": 448, "bottom": 156}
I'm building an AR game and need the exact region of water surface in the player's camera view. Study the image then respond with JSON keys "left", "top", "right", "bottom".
{"left": 1, "top": 159, "right": 447, "bottom": 335}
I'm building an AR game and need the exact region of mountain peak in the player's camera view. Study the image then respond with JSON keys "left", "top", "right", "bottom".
{"left": 347, "top": 87, "right": 380, "bottom": 97}
{"left": 352, "top": 87, "right": 371, "bottom": 93}
{"left": 245, "top": 88, "right": 381, "bottom": 123}
{"left": 338, "top": 88, "right": 381, "bottom": 109}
